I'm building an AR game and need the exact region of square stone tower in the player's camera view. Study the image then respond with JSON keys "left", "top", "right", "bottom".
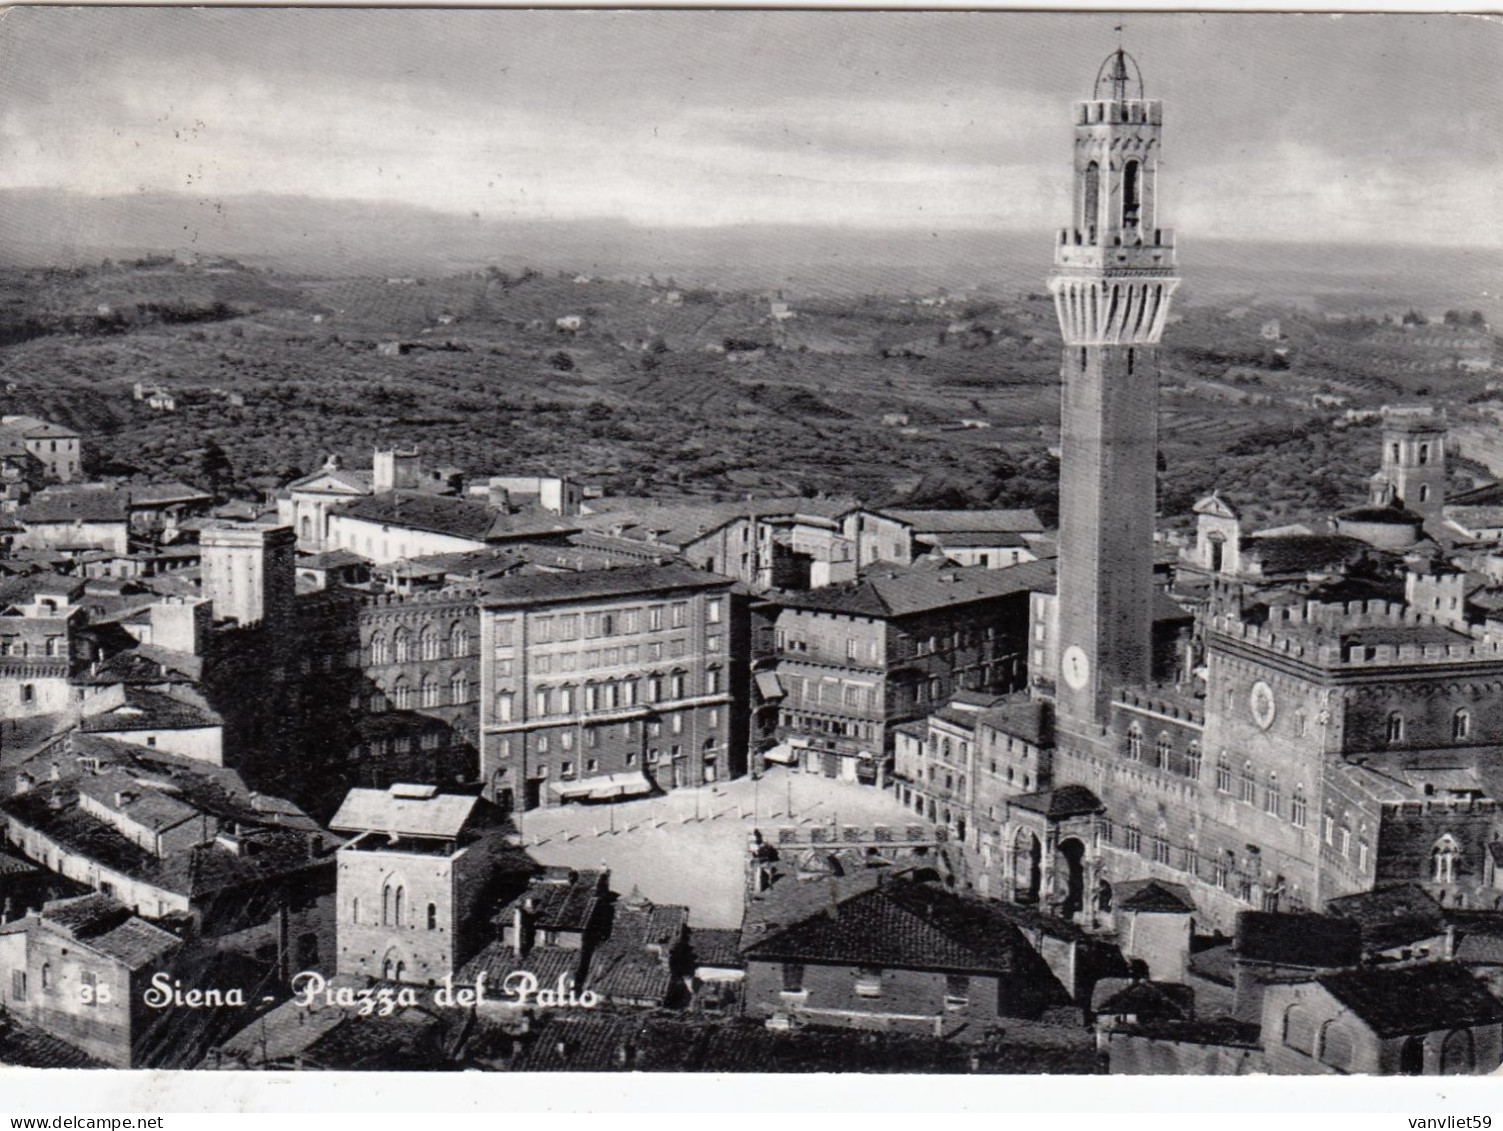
{"left": 1049, "top": 50, "right": 1179, "bottom": 734}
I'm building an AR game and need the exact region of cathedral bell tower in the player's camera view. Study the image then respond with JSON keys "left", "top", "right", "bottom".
{"left": 1050, "top": 50, "right": 1179, "bottom": 732}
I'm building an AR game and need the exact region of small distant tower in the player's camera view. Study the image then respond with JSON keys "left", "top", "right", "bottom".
{"left": 1049, "top": 48, "right": 1180, "bottom": 732}
{"left": 200, "top": 522, "right": 296, "bottom": 631}
{"left": 1369, "top": 406, "right": 1447, "bottom": 526}
{"left": 373, "top": 447, "right": 421, "bottom": 494}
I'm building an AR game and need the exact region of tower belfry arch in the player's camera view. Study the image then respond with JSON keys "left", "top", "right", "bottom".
{"left": 1049, "top": 48, "right": 1180, "bottom": 733}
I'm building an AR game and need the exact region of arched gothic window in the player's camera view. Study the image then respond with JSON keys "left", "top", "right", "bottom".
{"left": 393, "top": 629, "right": 412, "bottom": 664}
{"left": 421, "top": 676, "right": 440, "bottom": 708}
{"left": 1454, "top": 709, "right": 1471, "bottom": 741}
{"left": 1122, "top": 159, "right": 1142, "bottom": 227}
{"left": 419, "top": 626, "right": 440, "bottom": 661}
{"left": 1387, "top": 713, "right": 1405, "bottom": 744}
{"left": 1154, "top": 733, "right": 1171, "bottom": 770}
{"left": 1433, "top": 835, "right": 1460, "bottom": 884}
{"left": 370, "top": 634, "right": 390, "bottom": 665}
{"left": 1125, "top": 724, "right": 1142, "bottom": 762}
{"left": 1319, "top": 1021, "right": 1354, "bottom": 1071}
{"left": 450, "top": 673, "right": 468, "bottom": 705}
{"left": 1441, "top": 1029, "right": 1475, "bottom": 1075}
{"left": 450, "top": 622, "right": 468, "bottom": 657}
{"left": 1082, "top": 161, "right": 1100, "bottom": 237}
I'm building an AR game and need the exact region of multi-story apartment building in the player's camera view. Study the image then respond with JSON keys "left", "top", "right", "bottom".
{"left": 0, "top": 580, "right": 93, "bottom": 718}
{"left": 893, "top": 693, "right": 1053, "bottom": 900}
{"left": 477, "top": 564, "right": 746, "bottom": 810}
{"left": 757, "top": 561, "right": 1050, "bottom": 785}
{"left": 0, "top": 415, "right": 81, "bottom": 483}
{"left": 296, "top": 586, "right": 482, "bottom": 795}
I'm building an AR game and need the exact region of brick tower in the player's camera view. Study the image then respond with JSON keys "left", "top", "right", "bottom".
{"left": 1369, "top": 405, "right": 1447, "bottom": 527}
{"left": 1049, "top": 49, "right": 1179, "bottom": 732}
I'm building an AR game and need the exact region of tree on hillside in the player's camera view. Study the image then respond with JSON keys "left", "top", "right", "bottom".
{"left": 198, "top": 438, "right": 233, "bottom": 496}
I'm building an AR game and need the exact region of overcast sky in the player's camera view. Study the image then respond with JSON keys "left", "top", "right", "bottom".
{"left": 1, "top": 9, "right": 1498, "bottom": 245}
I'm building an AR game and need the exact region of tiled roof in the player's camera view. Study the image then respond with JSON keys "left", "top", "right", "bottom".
{"left": 1091, "top": 977, "right": 1194, "bottom": 1019}
{"left": 1325, "top": 883, "right": 1447, "bottom": 952}
{"left": 1449, "top": 505, "right": 1503, "bottom": 529}
{"left": 127, "top": 481, "right": 214, "bottom": 507}
{"left": 335, "top": 491, "right": 578, "bottom": 544}
{"left": 87, "top": 914, "right": 181, "bottom": 967}
{"left": 72, "top": 645, "right": 204, "bottom": 686}
{"left": 1, "top": 785, "right": 325, "bottom": 899}
{"left": 586, "top": 897, "right": 688, "bottom": 1006}
{"left": 0, "top": 415, "right": 78, "bottom": 439}
{"left": 457, "top": 941, "right": 583, "bottom": 990}
{"left": 300, "top": 549, "right": 368, "bottom": 570}
{"left": 1, "top": 894, "right": 180, "bottom": 971}
{"left": 880, "top": 508, "right": 1044, "bottom": 535}
{"left": 479, "top": 562, "right": 731, "bottom": 608}
{"left": 81, "top": 687, "right": 221, "bottom": 733}
{"left": 329, "top": 786, "right": 479, "bottom": 840}
{"left": 689, "top": 927, "right": 744, "bottom": 969}
{"left": 1007, "top": 784, "right": 1103, "bottom": 820}
{"left": 285, "top": 467, "right": 374, "bottom": 495}
{"left": 1243, "top": 534, "right": 1376, "bottom": 576}
{"left": 1233, "top": 911, "right": 1362, "bottom": 969}
{"left": 977, "top": 699, "right": 1052, "bottom": 747}
{"left": 1317, "top": 963, "right": 1503, "bottom": 1037}
{"left": 0, "top": 1015, "right": 104, "bottom": 1068}
{"left": 19, "top": 487, "right": 130, "bottom": 524}
{"left": 76, "top": 771, "right": 202, "bottom": 832}
{"left": 772, "top": 558, "right": 1055, "bottom": 619}
{"left": 495, "top": 871, "right": 603, "bottom": 934}
{"left": 577, "top": 496, "right": 860, "bottom": 550}
{"left": 34, "top": 892, "right": 130, "bottom": 936}
{"left": 1113, "top": 879, "right": 1196, "bottom": 914}
{"left": 300, "top": 1008, "right": 447, "bottom": 1071}
{"left": 744, "top": 879, "right": 1033, "bottom": 974}
{"left": 918, "top": 531, "right": 1029, "bottom": 549}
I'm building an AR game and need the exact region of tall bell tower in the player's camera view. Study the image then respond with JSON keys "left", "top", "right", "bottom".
{"left": 1050, "top": 49, "right": 1179, "bottom": 732}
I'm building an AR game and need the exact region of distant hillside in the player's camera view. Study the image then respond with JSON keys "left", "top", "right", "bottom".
{"left": 3, "top": 189, "right": 1501, "bottom": 319}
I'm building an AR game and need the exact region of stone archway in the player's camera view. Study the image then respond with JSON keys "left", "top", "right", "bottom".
{"left": 1057, "top": 837, "right": 1087, "bottom": 919}
{"left": 1399, "top": 1036, "right": 1425, "bottom": 1075}
{"left": 1013, "top": 828, "right": 1042, "bottom": 904}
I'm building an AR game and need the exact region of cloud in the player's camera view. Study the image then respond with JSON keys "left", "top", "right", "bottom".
{"left": 0, "top": 10, "right": 1496, "bottom": 244}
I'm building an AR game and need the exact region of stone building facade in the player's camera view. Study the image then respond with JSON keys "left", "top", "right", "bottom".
{"left": 330, "top": 785, "right": 521, "bottom": 986}
{"left": 295, "top": 586, "right": 482, "bottom": 797}
{"left": 478, "top": 564, "right": 747, "bottom": 810}
{"left": 760, "top": 562, "right": 1047, "bottom": 784}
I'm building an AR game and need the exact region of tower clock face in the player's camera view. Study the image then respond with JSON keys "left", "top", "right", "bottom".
{"left": 1250, "top": 680, "right": 1277, "bottom": 730}
{"left": 1062, "top": 646, "right": 1091, "bottom": 691}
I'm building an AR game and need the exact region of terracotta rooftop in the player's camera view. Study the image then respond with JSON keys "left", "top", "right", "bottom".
{"left": 880, "top": 508, "right": 1044, "bottom": 535}
{"left": 772, "top": 558, "right": 1054, "bottom": 619}
{"left": 1233, "top": 910, "right": 1362, "bottom": 969}
{"left": 479, "top": 562, "right": 732, "bottom": 608}
{"left": 335, "top": 491, "right": 578, "bottom": 544}
{"left": 1317, "top": 963, "right": 1503, "bottom": 1037}
{"left": 744, "top": 879, "right": 1039, "bottom": 975}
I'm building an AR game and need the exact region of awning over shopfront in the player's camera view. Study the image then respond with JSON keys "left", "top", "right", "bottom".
{"left": 548, "top": 771, "right": 654, "bottom": 801}
{"left": 762, "top": 743, "right": 798, "bottom": 765}
{"left": 754, "top": 672, "right": 785, "bottom": 700}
